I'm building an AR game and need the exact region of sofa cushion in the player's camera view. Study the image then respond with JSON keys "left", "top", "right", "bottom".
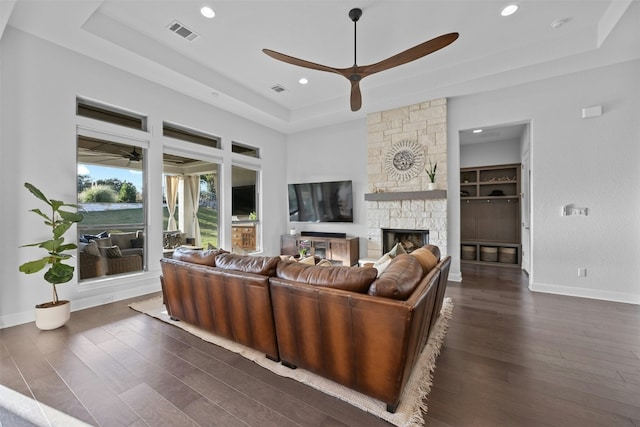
{"left": 276, "top": 261, "right": 377, "bottom": 293}
{"left": 99, "top": 245, "right": 122, "bottom": 258}
{"left": 411, "top": 247, "right": 439, "bottom": 274}
{"left": 368, "top": 254, "right": 424, "bottom": 300}
{"left": 424, "top": 244, "right": 441, "bottom": 261}
{"left": 215, "top": 253, "right": 280, "bottom": 276}
{"left": 92, "top": 236, "right": 112, "bottom": 248}
{"left": 109, "top": 232, "right": 137, "bottom": 250}
{"left": 172, "top": 247, "right": 224, "bottom": 266}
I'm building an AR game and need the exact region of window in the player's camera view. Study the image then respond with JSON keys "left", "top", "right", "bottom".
{"left": 77, "top": 99, "right": 146, "bottom": 130}
{"left": 232, "top": 165, "right": 259, "bottom": 252}
{"left": 163, "top": 153, "right": 220, "bottom": 250}
{"left": 232, "top": 141, "right": 260, "bottom": 158}
{"left": 77, "top": 136, "right": 146, "bottom": 280}
{"left": 163, "top": 122, "right": 220, "bottom": 149}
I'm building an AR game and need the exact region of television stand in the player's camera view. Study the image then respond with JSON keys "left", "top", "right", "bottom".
{"left": 281, "top": 234, "right": 359, "bottom": 266}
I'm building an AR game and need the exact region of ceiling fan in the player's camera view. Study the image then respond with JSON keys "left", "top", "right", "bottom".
{"left": 121, "top": 147, "right": 142, "bottom": 162}
{"left": 263, "top": 8, "right": 458, "bottom": 111}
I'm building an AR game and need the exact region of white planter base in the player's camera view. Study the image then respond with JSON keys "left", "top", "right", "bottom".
{"left": 35, "top": 300, "right": 70, "bottom": 330}
{"left": 428, "top": 182, "right": 438, "bottom": 190}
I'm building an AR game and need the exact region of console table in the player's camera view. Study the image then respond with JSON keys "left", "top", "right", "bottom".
{"left": 281, "top": 235, "right": 359, "bottom": 266}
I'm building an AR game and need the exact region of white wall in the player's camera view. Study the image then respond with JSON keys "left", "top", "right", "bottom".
{"left": 0, "top": 28, "right": 288, "bottom": 327}
{"left": 448, "top": 59, "right": 640, "bottom": 304}
{"left": 460, "top": 139, "right": 521, "bottom": 168}
{"left": 286, "top": 119, "right": 369, "bottom": 257}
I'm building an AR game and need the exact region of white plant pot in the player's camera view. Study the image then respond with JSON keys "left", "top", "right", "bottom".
{"left": 428, "top": 182, "right": 437, "bottom": 190}
{"left": 35, "top": 300, "right": 70, "bottom": 330}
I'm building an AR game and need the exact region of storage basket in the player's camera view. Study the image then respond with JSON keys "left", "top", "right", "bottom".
{"left": 498, "top": 247, "right": 517, "bottom": 264}
{"left": 461, "top": 245, "right": 476, "bottom": 260}
{"left": 480, "top": 246, "right": 498, "bottom": 262}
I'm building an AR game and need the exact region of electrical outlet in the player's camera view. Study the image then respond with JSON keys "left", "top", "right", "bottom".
{"left": 578, "top": 268, "right": 587, "bottom": 277}
{"left": 102, "top": 295, "right": 114, "bottom": 304}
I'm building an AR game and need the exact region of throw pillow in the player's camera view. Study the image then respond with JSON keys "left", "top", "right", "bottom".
{"left": 388, "top": 242, "right": 407, "bottom": 258}
{"left": 92, "top": 236, "right": 113, "bottom": 248}
{"left": 372, "top": 253, "right": 393, "bottom": 277}
{"left": 299, "top": 256, "right": 315, "bottom": 265}
{"left": 84, "top": 240, "right": 102, "bottom": 257}
{"left": 130, "top": 237, "right": 145, "bottom": 248}
{"left": 316, "top": 259, "right": 332, "bottom": 267}
{"left": 99, "top": 245, "right": 122, "bottom": 258}
{"left": 110, "top": 232, "right": 137, "bottom": 250}
{"left": 410, "top": 247, "right": 438, "bottom": 274}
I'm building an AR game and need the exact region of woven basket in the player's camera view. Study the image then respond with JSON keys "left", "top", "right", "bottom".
{"left": 461, "top": 245, "right": 476, "bottom": 260}
{"left": 480, "top": 246, "right": 498, "bottom": 262}
{"left": 498, "top": 247, "right": 517, "bottom": 264}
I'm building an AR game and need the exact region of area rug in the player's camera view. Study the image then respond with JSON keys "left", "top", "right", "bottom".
{"left": 129, "top": 296, "right": 453, "bottom": 427}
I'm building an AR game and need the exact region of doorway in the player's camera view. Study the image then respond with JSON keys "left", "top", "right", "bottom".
{"left": 459, "top": 122, "right": 531, "bottom": 273}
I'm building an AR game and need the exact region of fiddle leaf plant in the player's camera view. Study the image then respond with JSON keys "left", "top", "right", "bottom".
{"left": 19, "top": 183, "right": 84, "bottom": 306}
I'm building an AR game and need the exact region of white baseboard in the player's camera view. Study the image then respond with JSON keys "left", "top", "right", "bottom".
{"left": 448, "top": 271, "right": 462, "bottom": 282}
{"left": 530, "top": 282, "right": 640, "bottom": 305}
{"left": 1, "top": 277, "right": 161, "bottom": 329}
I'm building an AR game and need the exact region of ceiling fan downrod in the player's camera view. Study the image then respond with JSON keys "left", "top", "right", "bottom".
{"left": 348, "top": 8, "right": 362, "bottom": 80}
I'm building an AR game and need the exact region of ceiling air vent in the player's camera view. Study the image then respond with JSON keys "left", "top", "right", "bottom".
{"left": 271, "top": 84, "right": 286, "bottom": 93}
{"left": 167, "top": 21, "right": 199, "bottom": 41}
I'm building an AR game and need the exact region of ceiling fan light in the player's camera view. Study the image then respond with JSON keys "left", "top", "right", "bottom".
{"left": 200, "top": 6, "right": 215, "bottom": 18}
{"left": 501, "top": 4, "right": 518, "bottom": 17}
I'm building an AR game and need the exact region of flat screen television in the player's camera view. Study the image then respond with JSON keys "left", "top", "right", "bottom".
{"left": 232, "top": 184, "right": 256, "bottom": 216}
{"left": 288, "top": 180, "right": 353, "bottom": 222}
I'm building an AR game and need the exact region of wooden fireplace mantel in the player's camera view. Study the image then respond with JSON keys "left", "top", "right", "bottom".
{"left": 364, "top": 190, "right": 447, "bottom": 201}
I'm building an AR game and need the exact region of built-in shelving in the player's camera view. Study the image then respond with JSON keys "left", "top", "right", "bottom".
{"left": 460, "top": 163, "right": 521, "bottom": 267}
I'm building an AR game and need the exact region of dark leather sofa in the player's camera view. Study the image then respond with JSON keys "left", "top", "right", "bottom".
{"left": 160, "top": 248, "right": 281, "bottom": 361}
{"left": 159, "top": 245, "right": 451, "bottom": 413}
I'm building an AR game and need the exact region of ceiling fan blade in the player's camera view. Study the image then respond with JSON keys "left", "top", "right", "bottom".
{"left": 350, "top": 80, "right": 362, "bottom": 112}
{"left": 263, "top": 49, "right": 341, "bottom": 75}
{"left": 363, "top": 32, "right": 459, "bottom": 75}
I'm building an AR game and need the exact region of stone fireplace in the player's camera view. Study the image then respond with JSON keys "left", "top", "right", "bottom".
{"left": 365, "top": 99, "right": 448, "bottom": 259}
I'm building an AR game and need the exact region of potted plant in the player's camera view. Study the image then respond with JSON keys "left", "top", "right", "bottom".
{"left": 18, "top": 183, "right": 84, "bottom": 330}
{"left": 426, "top": 159, "right": 438, "bottom": 190}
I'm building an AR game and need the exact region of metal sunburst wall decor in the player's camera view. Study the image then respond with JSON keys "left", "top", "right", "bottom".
{"left": 383, "top": 139, "right": 425, "bottom": 181}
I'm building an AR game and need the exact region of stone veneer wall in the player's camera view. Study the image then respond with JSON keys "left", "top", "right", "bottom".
{"left": 366, "top": 99, "right": 448, "bottom": 258}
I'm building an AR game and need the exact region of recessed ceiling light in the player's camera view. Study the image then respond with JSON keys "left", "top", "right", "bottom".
{"left": 200, "top": 6, "right": 215, "bottom": 18}
{"left": 299, "top": 78, "right": 308, "bottom": 85}
{"left": 473, "top": 129, "right": 483, "bottom": 134}
{"left": 501, "top": 4, "right": 518, "bottom": 17}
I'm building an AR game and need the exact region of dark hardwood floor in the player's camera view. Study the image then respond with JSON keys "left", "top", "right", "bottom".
{"left": 1, "top": 264, "right": 639, "bottom": 426}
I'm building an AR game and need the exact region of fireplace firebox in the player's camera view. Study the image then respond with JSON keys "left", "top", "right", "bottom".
{"left": 382, "top": 228, "right": 429, "bottom": 254}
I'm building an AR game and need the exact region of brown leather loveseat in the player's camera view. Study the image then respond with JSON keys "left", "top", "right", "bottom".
{"left": 159, "top": 245, "right": 450, "bottom": 413}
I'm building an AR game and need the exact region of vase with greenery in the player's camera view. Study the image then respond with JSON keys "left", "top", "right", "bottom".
{"left": 19, "top": 183, "right": 84, "bottom": 329}
{"left": 426, "top": 159, "right": 437, "bottom": 190}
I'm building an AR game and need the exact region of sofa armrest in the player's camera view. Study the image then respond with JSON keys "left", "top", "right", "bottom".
{"left": 79, "top": 251, "right": 107, "bottom": 279}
